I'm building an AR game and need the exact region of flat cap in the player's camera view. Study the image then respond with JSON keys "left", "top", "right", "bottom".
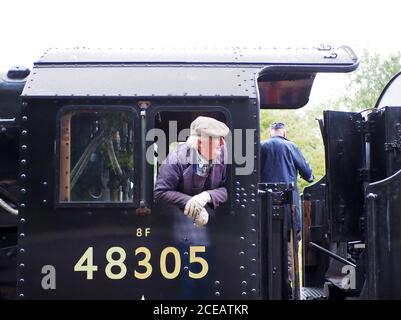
{"left": 190, "top": 116, "right": 229, "bottom": 137}
{"left": 271, "top": 122, "right": 285, "bottom": 130}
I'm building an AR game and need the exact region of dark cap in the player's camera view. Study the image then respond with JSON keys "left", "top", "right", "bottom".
{"left": 271, "top": 122, "right": 285, "bottom": 130}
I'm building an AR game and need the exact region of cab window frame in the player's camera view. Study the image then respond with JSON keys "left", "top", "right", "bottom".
{"left": 147, "top": 105, "right": 233, "bottom": 210}
{"left": 54, "top": 104, "right": 140, "bottom": 209}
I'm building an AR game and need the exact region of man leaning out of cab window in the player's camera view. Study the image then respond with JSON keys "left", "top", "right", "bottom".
{"left": 154, "top": 116, "right": 229, "bottom": 227}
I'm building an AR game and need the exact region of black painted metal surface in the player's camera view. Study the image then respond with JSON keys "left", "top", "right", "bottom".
{"left": 23, "top": 47, "right": 359, "bottom": 99}
{"left": 16, "top": 97, "right": 263, "bottom": 299}
{"left": 323, "top": 111, "right": 365, "bottom": 241}
{"left": 35, "top": 46, "right": 358, "bottom": 66}
{"left": 369, "top": 106, "right": 401, "bottom": 182}
{"left": 258, "top": 183, "right": 289, "bottom": 300}
{"left": 0, "top": 69, "right": 28, "bottom": 299}
{"left": 366, "top": 169, "right": 401, "bottom": 299}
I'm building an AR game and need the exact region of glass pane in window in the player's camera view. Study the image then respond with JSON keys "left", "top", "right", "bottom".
{"left": 59, "top": 110, "right": 134, "bottom": 203}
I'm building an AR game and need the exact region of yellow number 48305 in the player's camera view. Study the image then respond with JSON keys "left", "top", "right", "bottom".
{"left": 73, "top": 246, "right": 208, "bottom": 280}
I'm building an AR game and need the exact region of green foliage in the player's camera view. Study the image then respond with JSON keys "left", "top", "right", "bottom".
{"left": 260, "top": 50, "right": 401, "bottom": 192}
{"left": 335, "top": 50, "right": 401, "bottom": 111}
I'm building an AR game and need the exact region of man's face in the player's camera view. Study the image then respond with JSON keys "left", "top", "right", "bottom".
{"left": 198, "top": 136, "right": 224, "bottom": 160}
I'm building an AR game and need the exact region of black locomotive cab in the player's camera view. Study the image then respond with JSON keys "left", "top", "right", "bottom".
{"left": 9, "top": 46, "right": 361, "bottom": 299}
{"left": 302, "top": 71, "right": 401, "bottom": 300}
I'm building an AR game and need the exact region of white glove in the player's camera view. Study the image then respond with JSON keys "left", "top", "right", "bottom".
{"left": 193, "top": 191, "right": 212, "bottom": 206}
{"left": 194, "top": 207, "right": 209, "bottom": 228}
{"left": 184, "top": 191, "right": 211, "bottom": 218}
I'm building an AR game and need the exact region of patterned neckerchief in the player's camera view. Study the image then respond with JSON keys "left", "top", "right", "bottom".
{"left": 195, "top": 150, "right": 212, "bottom": 177}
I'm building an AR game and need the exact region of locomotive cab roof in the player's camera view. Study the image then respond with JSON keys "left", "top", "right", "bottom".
{"left": 22, "top": 46, "right": 359, "bottom": 108}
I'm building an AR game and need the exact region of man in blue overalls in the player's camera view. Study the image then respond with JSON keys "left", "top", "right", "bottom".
{"left": 260, "top": 122, "right": 314, "bottom": 285}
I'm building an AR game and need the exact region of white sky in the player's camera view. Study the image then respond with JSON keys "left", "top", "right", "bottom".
{"left": 1, "top": 0, "right": 401, "bottom": 102}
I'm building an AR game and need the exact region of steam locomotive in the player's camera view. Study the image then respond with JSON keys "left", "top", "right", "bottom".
{"left": 0, "top": 46, "right": 399, "bottom": 299}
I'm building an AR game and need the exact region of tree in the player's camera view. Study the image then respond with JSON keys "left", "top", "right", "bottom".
{"left": 336, "top": 50, "right": 401, "bottom": 112}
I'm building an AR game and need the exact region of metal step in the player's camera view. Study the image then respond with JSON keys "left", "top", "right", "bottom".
{"left": 301, "top": 287, "right": 327, "bottom": 300}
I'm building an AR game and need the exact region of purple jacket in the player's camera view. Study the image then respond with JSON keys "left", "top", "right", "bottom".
{"left": 154, "top": 143, "right": 227, "bottom": 209}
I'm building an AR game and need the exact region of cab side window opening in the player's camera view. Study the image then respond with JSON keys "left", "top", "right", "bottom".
{"left": 152, "top": 111, "right": 227, "bottom": 182}
{"left": 59, "top": 110, "right": 135, "bottom": 203}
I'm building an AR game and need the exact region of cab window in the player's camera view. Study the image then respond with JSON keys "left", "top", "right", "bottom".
{"left": 151, "top": 110, "right": 229, "bottom": 189}
{"left": 58, "top": 109, "right": 135, "bottom": 203}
